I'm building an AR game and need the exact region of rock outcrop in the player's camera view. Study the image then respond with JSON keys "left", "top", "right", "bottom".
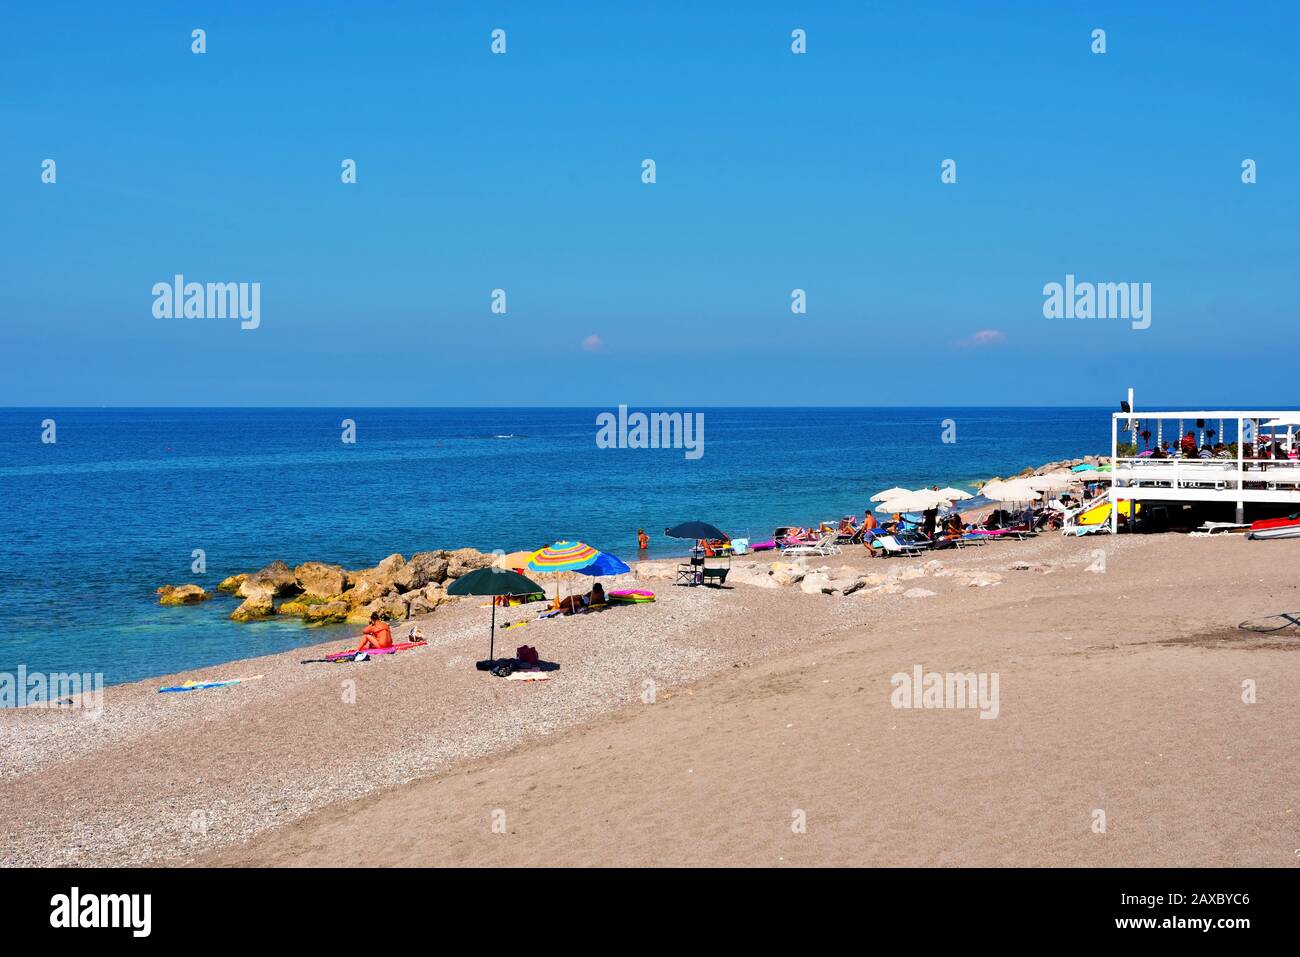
{"left": 445, "top": 548, "right": 493, "bottom": 580}
{"left": 157, "top": 584, "right": 210, "bottom": 606}
{"left": 303, "top": 600, "right": 350, "bottom": 624}
{"left": 215, "top": 548, "right": 502, "bottom": 625}
{"left": 392, "top": 551, "right": 450, "bottom": 592}
{"left": 216, "top": 574, "right": 247, "bottom": 594}
{"left": 293, "top": 561, "right": 346, "bottom": 599}
{"left": 230, "top": 593, "right": 274, "bottom": 620}
{"left": 238, "top": 560, "right": 297, "bottom": 598}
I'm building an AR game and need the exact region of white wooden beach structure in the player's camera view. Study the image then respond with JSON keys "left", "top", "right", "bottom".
{"left": 1108, "top": 404, "right": 1300, "bottom": 532}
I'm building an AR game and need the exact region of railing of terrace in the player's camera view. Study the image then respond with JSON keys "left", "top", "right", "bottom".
{"left": 1113, "top": 456, "right": 1300, "bottom": 491}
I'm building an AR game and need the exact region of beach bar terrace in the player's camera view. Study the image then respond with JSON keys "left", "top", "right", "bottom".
{"left": 1108, "top": 408, "right": 1300, "bottom": 532}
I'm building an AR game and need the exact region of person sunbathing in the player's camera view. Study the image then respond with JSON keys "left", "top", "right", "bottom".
{"left": 356, "top": 612, "right": 394, "bottom": 652}
{"left": 558, "top": 583, "right": 605, "bottom": 614}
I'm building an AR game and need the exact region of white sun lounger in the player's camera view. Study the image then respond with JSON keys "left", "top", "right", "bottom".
{"left": 875, "top": 534, "right": 927, "bottom": 557}
{"left": 780, "top": 533, "right": 841, "bottom": 557}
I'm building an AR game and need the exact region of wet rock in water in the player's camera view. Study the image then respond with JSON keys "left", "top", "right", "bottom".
{"left": 238, "top": 560, "right": 298, "bottom": 598}
{"left": 157, "top": 584, "right": 210, "bottom": 606}
{"left": 277, "top": 597, "right": 312, "bottom": 616}
{"left": 303, "top": 600, "right": 350, "bottom": 624}
{"left": 293, "top": 561, "right": 346, "bottom": 599}
{"left": 230, "top": 593, "right": 274, "bottom": 620}
{"left": 392, "top": 551, "right": 450, "bottom": 591}
{"left": 216, "top": 574, "right": 247, "bottom": 594}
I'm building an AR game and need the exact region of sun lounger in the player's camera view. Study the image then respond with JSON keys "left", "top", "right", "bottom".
{"left": 875, "top": 534, "right": 927, "bottom": 558}
{"left": 780, "top": 533, "right": 842, "bottom": 557}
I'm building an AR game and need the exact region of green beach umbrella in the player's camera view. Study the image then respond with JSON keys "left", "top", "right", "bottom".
{"left": 447, "top": 566, "right": 545, "bottom": 665}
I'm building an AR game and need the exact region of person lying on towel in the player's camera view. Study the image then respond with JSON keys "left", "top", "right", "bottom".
{"left": 558, "top": 582, "right": 605, "bottom": 614}
{"left": 356, "top": 612, "right": 394, "bottom": 652}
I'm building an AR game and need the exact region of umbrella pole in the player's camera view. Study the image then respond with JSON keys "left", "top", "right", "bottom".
{"left": 490, "top": 600, "right": 496, "bottom": 662}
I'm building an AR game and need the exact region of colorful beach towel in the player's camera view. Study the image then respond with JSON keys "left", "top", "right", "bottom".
{"left": 324, "top": 640, "right": 426, "bottom": 662}
{"left": 159, "top": 675, "right": 264, "bottom": 693}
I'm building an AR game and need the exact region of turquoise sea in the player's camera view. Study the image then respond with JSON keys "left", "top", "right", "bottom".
{"left": 0, "top": 407, "right": 1109, "bottom": 685}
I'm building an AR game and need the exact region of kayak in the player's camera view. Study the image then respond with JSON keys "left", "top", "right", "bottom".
{"left": 1249, "top": 514, "right": 1300, "bottom": 540}
{"left": 1075, "top": 500, "right": 1139, "bottom": 526}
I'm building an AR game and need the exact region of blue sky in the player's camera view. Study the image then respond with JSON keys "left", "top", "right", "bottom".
{"left": 2, "top": 1, "right": 1297, "bottom": 406}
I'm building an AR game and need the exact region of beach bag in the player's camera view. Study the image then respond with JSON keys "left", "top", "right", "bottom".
{"left": 516, "top": 645, "right": 539, "bottom": 665}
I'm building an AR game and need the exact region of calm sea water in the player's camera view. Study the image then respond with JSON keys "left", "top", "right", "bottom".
{"left": 0, "top": 407, "right": 1108, "bottom": 685}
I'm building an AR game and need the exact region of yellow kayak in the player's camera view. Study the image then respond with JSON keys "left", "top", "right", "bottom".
{"left": 1076, "top": 500, "right": 1139, "bottom": 526}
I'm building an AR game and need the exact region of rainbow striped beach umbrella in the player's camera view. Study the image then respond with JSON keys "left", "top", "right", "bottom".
{"left": 527, "top": 541, "right": 600, "bottom": 608}
{"left": 527, "top": 541, "right": 599, "bottom": 573}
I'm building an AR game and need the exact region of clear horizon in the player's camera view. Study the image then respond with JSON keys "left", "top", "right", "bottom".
{"left": 3, "top": 2, "right": 1296, "bottom": 406}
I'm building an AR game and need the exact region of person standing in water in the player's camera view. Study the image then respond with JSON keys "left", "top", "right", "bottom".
{"left": 638, "top": 528, "right": 649, "bottom": 551}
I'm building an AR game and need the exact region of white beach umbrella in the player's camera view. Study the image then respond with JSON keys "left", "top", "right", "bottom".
{"left": 1026, "top": 472, "right": 1075, "bottom": 492}
{"left": 870, "top": 486, "right": 913, "bottom": 502}
{"left": 876, "top": 490, "right": 950, "bottom": 513}
{"left": 980, "top": 479, "right": 1040, "bottom": 502}
{"left": 934, "top": 487, "right": 974, "bottom": 501}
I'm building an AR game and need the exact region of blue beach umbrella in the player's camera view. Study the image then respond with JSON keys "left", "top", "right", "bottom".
{"left": 573, "top": 551, "right": 631, "bottom": 577}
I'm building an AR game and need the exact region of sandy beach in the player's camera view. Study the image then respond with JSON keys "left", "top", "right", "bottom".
{"left": 4, "top": 529, "right": 1299, "bottom": 868}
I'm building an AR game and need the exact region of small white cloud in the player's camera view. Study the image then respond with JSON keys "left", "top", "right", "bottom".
{"left": 581, "top": 334, "right": 605, "bottom": 353}
{"left": 958, "top": 329, "right": 1006, "bottom": 348}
